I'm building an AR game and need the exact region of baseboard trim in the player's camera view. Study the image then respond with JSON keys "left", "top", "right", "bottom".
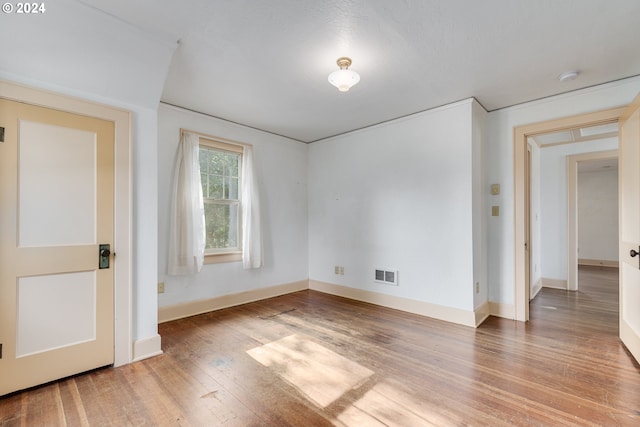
{"left": 309, "top": 280, "right": 477, "bottom": 328}
{"left": 531, "top": 278, "right": 542, "bottom": 300}
{"left": 158, "top": 280, "right": 309, "bottom": 323}
{"left": 474, "top": 302, "right": 491, "bottom": 327}
{"left": 489, "top": 301, "right": 516, "bottom": 320}
{"left": 542, "top": 277, "right": 567, "bottom": 290}
{"left": 578, "top": 258, "right": 619, "bottom": 268}
{"left": 132, "top": 334, "right": 163, "bottom": 362}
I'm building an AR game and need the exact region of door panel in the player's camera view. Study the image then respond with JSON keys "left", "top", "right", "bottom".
{"left": 619, "top": 93, "right": 640, "bottom": 363}
{"left": 17, "top": 272, "right": 96, "bottom": 357}
{"left": 0, "top": 99, "right": 114, "bottom": 395}
{"left": 18, "top": 120, "right": 97, "bottom": 247}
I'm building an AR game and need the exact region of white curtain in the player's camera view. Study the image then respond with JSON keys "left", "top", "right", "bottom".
{"left": 167, "top": 132, "right": 205, "bottom": 275}
{"left": 241, "top": 145, "right": 263, "bottom": 268}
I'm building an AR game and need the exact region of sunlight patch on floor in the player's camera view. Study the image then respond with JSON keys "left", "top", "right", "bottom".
{"left": 247, "top": 334, "right": 374, "bottom": 408}
{"left": 336, "top": 381, "right": 462, "bottom": 427}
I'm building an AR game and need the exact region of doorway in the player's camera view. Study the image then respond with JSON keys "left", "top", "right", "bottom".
{"left": 567, "top": 150, "right": 619, "bottom": 291}
{"left": 529, "top": 128, "right": 618, "bottom": 295}
{"left": 513, "top": 106, "right": 625, "bottom": 321}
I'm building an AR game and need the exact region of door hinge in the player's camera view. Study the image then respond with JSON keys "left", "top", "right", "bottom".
{"left": 0, "top": 343, "right": 3, "bottom": 359}
{"left": 0, "top": 126, "right": 5, "bottom": 143}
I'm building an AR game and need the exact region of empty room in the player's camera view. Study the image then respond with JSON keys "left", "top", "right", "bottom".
{"left": 1, "top": 1, "right": 640, "bottom": 425}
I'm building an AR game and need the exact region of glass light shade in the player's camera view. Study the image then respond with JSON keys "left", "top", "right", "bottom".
{"left": 328, "top": 69, "right": 360, "bottom": 92}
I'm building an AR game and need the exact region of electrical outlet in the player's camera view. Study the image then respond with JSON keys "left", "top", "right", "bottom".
{"left": 158, "top": 282, "right": 165, "bottom": 294}
{"left": 339, "top": 266, "right": 344, "bottom": 275}
{"left": 334, "top": 266, "right": 340, "bottom": 274}
{"left": 475, "top": 282, "right": 480, "bottom": 294}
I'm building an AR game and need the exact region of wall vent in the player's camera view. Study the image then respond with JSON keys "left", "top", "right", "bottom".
{"left": 375, "top": 268, "right": 398, "bottom": 286}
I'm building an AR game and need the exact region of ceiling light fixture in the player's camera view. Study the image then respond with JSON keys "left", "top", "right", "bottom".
{"left": 558, "top": 71, "right": 579, "bottom": 82}
{"left": 328, "top": 57, "right": 360, "bottom": 92}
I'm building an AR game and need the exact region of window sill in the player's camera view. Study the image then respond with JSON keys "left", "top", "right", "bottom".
{"left": 204, "top": 252, "right": 242, "bottom": 264}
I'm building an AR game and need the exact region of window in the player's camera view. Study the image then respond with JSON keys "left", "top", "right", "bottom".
{"left": 169, "top": 130, "right": 261, "bottom": 274}
{"left": 199, "top": 139, "right": 243, "bottom": 260}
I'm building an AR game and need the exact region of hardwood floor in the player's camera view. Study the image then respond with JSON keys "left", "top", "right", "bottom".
{"left": 1, "top": 266, "right": 639, "bottom": 426}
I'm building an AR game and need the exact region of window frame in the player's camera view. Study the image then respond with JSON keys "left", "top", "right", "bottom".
{"left": 198, "top": 136, "right": 244, "bottom": 264}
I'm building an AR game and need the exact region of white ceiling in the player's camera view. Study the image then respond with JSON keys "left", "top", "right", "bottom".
{"left": 529, "top": 122, "right": 619, "bottom": 147}
{"left": 578, "top": 157, "right": 618, "bottom": 173}
{"left": 78, "top": 0, "right": 640, "bottom": 143}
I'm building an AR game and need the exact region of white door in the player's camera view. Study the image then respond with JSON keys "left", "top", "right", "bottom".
{"left": 0, "top": 99, "right": 115, "bottom": 395}
{"left": 619, "top": 93, "right": 640, "bottom": 363}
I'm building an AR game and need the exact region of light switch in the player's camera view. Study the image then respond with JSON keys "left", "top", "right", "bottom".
{"left": 492, "top": 206, "right": 500, "bottom": 216}
{"left": 490, "top": 184, "right": 500, "bottom": 195}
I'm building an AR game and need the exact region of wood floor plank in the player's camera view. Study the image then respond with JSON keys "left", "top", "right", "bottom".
{"left": 161, "top": 313, "right": 335, "bottom": 426}
{"left": 0, "top": 392, "right": 22, "bottom": 426}
{"left": 56, "top": 379, "right": 89, "bottom": 427}
{"left": 22, "top": 384, "right": 65, "bottom": 427}
{"left": 1, "top": 266, "right": 639, "bottom": 425}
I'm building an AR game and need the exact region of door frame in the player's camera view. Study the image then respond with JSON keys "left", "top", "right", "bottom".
{"left": 566, "top": 149, "right": 619, "bottom": 291}
{"left": 514, "top": 106, "right": 626, "bottom": 321}
{"left": 0, "top": 80, "right": 132, "bottom": 366}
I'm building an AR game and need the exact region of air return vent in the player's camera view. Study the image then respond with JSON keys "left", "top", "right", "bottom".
{"left": 375, "top": 268, "right": 398, "bottom": 286}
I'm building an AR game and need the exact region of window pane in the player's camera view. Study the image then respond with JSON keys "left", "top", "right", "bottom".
{"left": 204, "top": 203, "right": 239, "bottom": 250}
{"left": 209, "top": 150, "right": 225, "bottom": 175}
{"left": 229, "top": 203, "right": 239, "bottom": 247}
{"left": 208, "top": 175, "right": 223, "bottom": 199}
{"left": 199, "top": 148, "right": 210, "bottom": 173}
{"left": 228, "top": 154, "right": 240, "bottom": 177}
{"left": 226, "top": 176, "right": 239, "bottom": 200}
{"left": 200, "top": 172, "right": 208, "bottom": 196}
{"left": 199, "top": 143, "right": 242, "bottom": 253}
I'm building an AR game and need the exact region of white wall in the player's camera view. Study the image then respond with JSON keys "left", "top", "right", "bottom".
{"left": 472, "top": 101, "right": 488, "bottom": 309}
{"left": 157, "top": 105, "right": 309, "bottom": 306}
{"left": 486, "top": 76, "right": 640, "bottom": 307}
{"left": 538, "top": 138, "right": 618, "bottom": 280}
{"left": 308, "top": 99, "right": 482, "bottom": 314}
{"left": 578, "top": 168, "right": 619, "bottom": 262}
{"left": 0, "top": 0, "right": 176, "bottom": 109}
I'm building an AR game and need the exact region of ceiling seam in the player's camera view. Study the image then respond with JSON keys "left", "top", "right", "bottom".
{"left": 488, "top": 74, "right": 640, "bottom": 113}
{"left": 159, "top": 102, "right": 308, "bottom": 144}
{"left": 307, "top": 97, "right": 485, "bottom": 143}
{"left": 74, "top": 0, "right": 179, "bottom": 47}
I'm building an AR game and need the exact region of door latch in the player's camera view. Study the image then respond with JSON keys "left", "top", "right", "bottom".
{"left": 630, "top": 246, "right": 640, "bottom": 269}
{"left": 99, "top": 244, "right": 111, "bottom": 269}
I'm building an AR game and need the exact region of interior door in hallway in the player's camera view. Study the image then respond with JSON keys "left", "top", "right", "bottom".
{"left": 619, "top": 92, "right": 640, "bottom": 363}
{"left": 0, "top": 99, "right": 115, "bottom": 395}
